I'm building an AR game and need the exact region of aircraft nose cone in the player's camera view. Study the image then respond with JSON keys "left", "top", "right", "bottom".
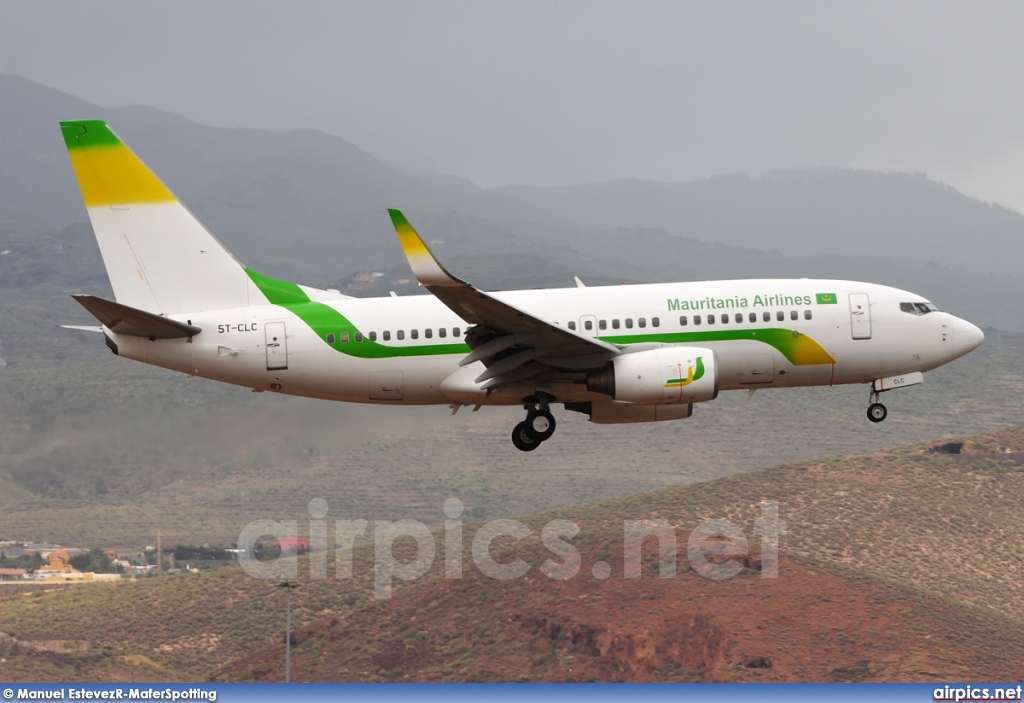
{"left": 953, "top": 318, "right": 984, "bottom": 357}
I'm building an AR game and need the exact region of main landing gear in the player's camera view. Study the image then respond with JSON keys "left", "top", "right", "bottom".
{"left": 511, "top": 395, "right": 557, "bottom": 452}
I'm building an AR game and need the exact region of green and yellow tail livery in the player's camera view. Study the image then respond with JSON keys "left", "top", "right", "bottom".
{"left": 60, "top": 120, "right": 257, "bottom": 315}
{"left": 62, "top": 120, "right": 176, "bottom": 208}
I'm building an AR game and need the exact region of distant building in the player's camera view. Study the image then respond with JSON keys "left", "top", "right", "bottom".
{"left": 36, "top": 549, "right": 77, "bottom": 576}
{"left": 0, "top": 568, "right": 25, "bottom": 581}
{"left": 30, "top": 549, "right": 118, "bottom": 582}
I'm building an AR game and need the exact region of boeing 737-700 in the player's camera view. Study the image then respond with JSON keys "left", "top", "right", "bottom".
{"left": 59, "top": 120, "right": 984, "bottom": 451}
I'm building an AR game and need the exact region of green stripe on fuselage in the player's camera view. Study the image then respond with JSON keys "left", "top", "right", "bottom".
{"left": 245, "top": 267, "right": 311, "bottom": 305}
{"left": 245, "top": 267, "right": 470, "bottom": 359}
{"left": 246, "top": 268, "right": 833, "bottom": 364}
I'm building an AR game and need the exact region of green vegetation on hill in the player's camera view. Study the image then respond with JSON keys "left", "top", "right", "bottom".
{"left": 2, "top": 425, "right": 1023, "bottom": 682}
{"left": 232, "top": 426, "right": 1024, "bottom": 682}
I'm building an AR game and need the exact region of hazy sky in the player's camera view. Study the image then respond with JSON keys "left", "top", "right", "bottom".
{"left": 5, "top": 1, "right": 1024, "bottom": 211}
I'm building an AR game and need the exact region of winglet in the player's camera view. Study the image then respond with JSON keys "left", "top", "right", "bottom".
{"left": 388, "top": 209, "right": 465, "bottom": 288}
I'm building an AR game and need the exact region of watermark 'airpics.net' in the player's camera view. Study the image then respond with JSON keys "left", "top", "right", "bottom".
{"left": 237, "top": 498, "right": 785, "bottom": 599}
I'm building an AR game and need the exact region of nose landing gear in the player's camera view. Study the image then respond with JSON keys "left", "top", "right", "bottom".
{"left": 864, "top": 373, "right": 925, "bottom": 424}
{"left": 867, "top": 399, "right": 888, "bottom": 423}
{"left": 866, "top": 386, "right": 888, "bottom": 423}
{"left": 511, "top": 394, "right": 557, "bottom": 451}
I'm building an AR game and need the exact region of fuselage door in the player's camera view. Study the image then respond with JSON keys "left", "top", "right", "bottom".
{"left": 578, "top": 315, "right": 599, "bottom": 338}
{"left": 265, "top": 321, "right": 288, "bottom": 370}
{"left": 849, "top": 293, "right": 872, "bottom": 340}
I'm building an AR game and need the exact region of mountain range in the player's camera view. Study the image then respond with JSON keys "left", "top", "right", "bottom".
{"left": 2, "top": 73, "right": 1024, "bottom": 332}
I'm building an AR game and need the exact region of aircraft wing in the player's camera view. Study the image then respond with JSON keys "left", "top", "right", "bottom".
{"left": 389, "top": 210, "right": 618, "bottom": 389}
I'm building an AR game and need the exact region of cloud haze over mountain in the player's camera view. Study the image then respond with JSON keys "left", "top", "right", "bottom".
{"left": 4, "top": 1, "right": 1024, "bottom": 212}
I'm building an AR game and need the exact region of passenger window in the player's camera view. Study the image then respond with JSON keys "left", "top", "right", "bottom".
{"left": 584, "top": 320, "right": 593, "bottom": 331}
{"left": 749, "top": 312, "right": 757, "bottom": 323}
{"left": 397, "top": 330, "right": 405, "bottom": 340}
{"left": 638, "top": 318, "right": 646, "bottom": 328}
{"left": 568, "top": 321, "right": 577, "bottom": 331}
{"left": 707, "top": 314, "right": 715, "bottom": 325}
{"left": 777, "top": 311, "right": 785, "bottom": 322}
{"left": 763, "top": 312, "right": 771, "bottom": 322}
{"left": 368, "top": 331, "right": 377, "bottom": 341}
{"left": 354, "top": 332, "right": 363, "bottom": 342}
{"left": 790, "top": 310, "right": 798, "bottom": 320}
{"left": 326, "top": 333, "right": 335, "bottom": 344}
{"left": 625, "top": 319, "right": 633, "bottom": 329}
{"left": 612, "top": 319, "right": 620, "bottom": 329}
{"left": 383, "top": 330, "right": 391, "bottom": 341}
{"left": 735, "top": 313, "right": 743, "bottom": 323}
{"left": 804, "top": 310, "right": 812, "bottom": 320}
{"left": 411, "top": 329, "right": 419, "bottom": 339}
{"left": 652, "top": 317, "right": 660, "bottom": 328}
{"left": 340, "top": 332, "right": 350, "bottom": 343}
{"left": 425, "top": 328, "right": 433, "bottom": 339}
{"left": 679, "top": 315, "right": 688, "bottom": 326}
{"left": 720, "top": 313, "right": 728, "bottom": 324}
{"left": 598, "top": 319, "right": 607, "bottom": 330}
{"left": 438, "top": 327, "right": 446, "bottom": 338}
{"left": 694, "top": 315, "right": 702, "bottom": 326}
{"left": 453, "top": 327, "right": 461, "bottom": 337}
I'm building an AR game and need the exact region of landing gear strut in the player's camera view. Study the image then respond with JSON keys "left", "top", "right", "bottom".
{"left": 511, "top": 394, "right": 557, "bottom": 451}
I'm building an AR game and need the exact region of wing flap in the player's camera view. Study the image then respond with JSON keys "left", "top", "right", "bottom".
{"left": 72, "top": 294, "right": 201, "bottom": 339}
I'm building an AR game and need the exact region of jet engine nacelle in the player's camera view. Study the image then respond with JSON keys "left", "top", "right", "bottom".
{"left": 586, "top": 346, "right": 719, "bottom": 405}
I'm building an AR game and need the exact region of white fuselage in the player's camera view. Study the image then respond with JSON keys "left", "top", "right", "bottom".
{"left": 106, "top": 278, "right": 982, "bottom": 407}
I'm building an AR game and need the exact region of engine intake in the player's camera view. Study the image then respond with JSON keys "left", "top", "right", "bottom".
{"left": 586, "top": 346, "right": 719, "bottom": 405}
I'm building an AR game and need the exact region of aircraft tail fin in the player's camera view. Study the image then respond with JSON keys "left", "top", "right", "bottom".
{"left": 60, "top": 120, "right": 257, "bottom": 315}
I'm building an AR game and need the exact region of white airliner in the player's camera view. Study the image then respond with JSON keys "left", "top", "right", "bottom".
{"left": 60, "top": 120, "right": 984, "bottom": 451}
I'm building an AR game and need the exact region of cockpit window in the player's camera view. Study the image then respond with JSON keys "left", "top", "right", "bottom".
{"left": 901, "top": 302, "right": 939, "bottom": 315}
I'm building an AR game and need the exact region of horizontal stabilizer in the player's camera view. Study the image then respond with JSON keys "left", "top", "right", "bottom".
{"left": 72, "top": 295, "right": 201, "bottom": 339}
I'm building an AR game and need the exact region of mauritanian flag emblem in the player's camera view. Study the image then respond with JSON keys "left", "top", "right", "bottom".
{"left": 815, "top": 293, "right": 838, "bottom": 304}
